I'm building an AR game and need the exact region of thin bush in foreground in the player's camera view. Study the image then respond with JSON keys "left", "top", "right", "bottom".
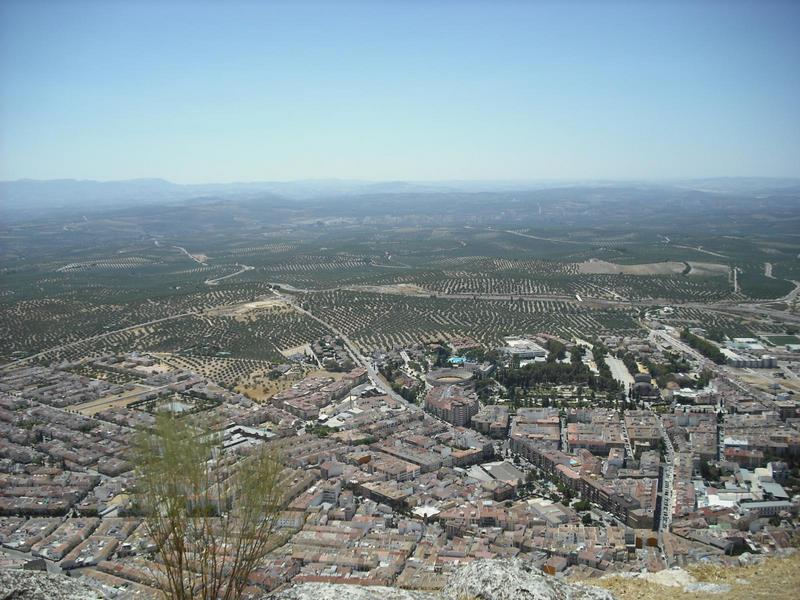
{"left": 134, "top": 413, "right": 283, "bottom": 600}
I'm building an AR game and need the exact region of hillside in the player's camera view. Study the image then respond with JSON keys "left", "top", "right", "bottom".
{"left": 2, "top": 552, "right": 798, "bottom": 599}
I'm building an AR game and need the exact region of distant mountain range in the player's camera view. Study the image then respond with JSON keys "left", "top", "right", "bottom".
{"left": 1, "top": 176, "right": 798, "bottom": 213}
{"left": 0, "top": 178, "right": 461, "bottom": 211}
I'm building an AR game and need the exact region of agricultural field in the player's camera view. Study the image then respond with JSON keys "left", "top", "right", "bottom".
{"left": 762, "top": 334, "right": 800, "bottom": 346}
{"left": 1, "top": 298, "right": 331, "bottom": 366}
{"left": 648, "top": 306, "right": 777, "bottom": 341}
{"left": 2, "top": 184, "right": 800, "bottom": 368}
{"left": 158, "top": 354, "right": 278, "bottom": 391}
{"left": 299, "top": 290, "right": 641, "bottom": 352}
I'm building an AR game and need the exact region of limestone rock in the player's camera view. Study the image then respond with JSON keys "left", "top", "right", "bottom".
{"left": 267, "top": 583, "right": 436, "bottom": 600}
{"left": 0, "top": 569, "right": 103, "bottom": 600}
{"left": 440, "top": 559, "right": 616, "bottom": 600}
{"left": 268, "top": 559, "right": 616, "bottom": 600}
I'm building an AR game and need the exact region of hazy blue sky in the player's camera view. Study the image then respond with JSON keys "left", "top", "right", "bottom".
{"left": 1, "top": 0, "right": 799, "bottom": 182}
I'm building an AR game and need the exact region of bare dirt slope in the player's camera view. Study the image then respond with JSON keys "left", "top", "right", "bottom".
{"left": 576, "top": 259, "right": 728, "bottom": 276}
{"left": 577, "top": 260, "right": 686, "bottom": 275}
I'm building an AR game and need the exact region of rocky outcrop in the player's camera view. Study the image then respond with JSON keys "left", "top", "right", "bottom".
{"left": 0, "top": 559, "right": 616, "bottom": 600}
{"left": 440, "top": 560, "right": 616, "bottom": 600}
{"left": 269, "top": 559, "right": 616, "bottom": 600}
{"left": 269, "top": 584, "right": 435, "bottom": 600}
{"left": 0, "top": 569, "right": 103, "bottom": 600}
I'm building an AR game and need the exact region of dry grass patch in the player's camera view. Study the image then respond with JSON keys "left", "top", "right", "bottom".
{"left": 592, "top": 552, "right": 800, "bottom": 600}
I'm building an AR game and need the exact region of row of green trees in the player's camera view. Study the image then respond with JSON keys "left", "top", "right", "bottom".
{"left": 680, "top": 328, "right": 726, "bottom": 364}
{"left": 496, "top": 357, "right": 621, "bottom": 394}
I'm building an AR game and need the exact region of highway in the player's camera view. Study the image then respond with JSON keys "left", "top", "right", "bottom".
{"left": 172, "top": 245, "right": 208, "bottom": 266}
{"left": 648, "top": 329, "right": 715, "bottom": 369}
{"left": 204, "top": 263, "right": 254, "bottom": 285}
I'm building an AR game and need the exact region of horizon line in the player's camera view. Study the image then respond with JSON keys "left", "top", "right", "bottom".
{"left": 4, "top": 175, "right": 800, "bottom": 186}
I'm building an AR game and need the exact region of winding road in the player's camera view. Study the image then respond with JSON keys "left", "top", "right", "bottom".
{"left": 172, "top": 245, "right": 208, "bottom": 266}
{"left": 204, "top": 263, "right": 254, "bottom": 285}
{"left": 271, "top": 289, "right": 413, "bottom": 408}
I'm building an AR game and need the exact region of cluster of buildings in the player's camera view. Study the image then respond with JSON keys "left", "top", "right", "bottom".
{"left": 310, "top": 336, "right": 353, "bottom": 371}
{"left": 1, "top": 336, "right": 799, "bottom": 597}
{"left": 272, "top": 369, "right": 368, "bottom": 420}
{"left": 470, "top": 405, "right": 509, "bottom": 438}
{"left": 497, "top": 336, "right": 548, "bottom": 366}
{"left": 424, "top": 384, "right": 479, "bottom": 427}
{"left": 0, "top": 355, "right": 264, "bottom": 417}
{"left": 722, "top": 338, "right": 778, "bottom": 369}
